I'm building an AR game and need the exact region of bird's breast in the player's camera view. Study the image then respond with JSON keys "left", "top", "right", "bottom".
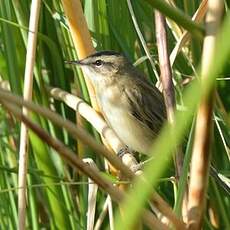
{"left": 97, "top": 86, "right": 154, "bottom": 154}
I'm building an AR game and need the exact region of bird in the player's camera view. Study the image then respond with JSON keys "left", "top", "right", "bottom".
{"left": 67, "top": 51, "right": 166, "bottom": 154}
{"left": 65, "top": 51, "right": 230, "bottom": 194}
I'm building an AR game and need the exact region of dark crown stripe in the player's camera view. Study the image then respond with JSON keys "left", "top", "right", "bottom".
{"left": 89, "top": 50, "right": 121, "bottom": 58}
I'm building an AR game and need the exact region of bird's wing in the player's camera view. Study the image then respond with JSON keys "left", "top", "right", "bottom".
{"left": 124, "top": 77, "right": 166, "bottom": 135}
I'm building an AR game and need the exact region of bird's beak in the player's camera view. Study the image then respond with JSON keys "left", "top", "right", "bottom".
{"left": 65, "top": 60, "right": 85, "bottom": 66}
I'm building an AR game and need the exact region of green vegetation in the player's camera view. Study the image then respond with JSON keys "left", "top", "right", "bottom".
{"left": 0, "top": 0, "right": 229, "bottom": 229}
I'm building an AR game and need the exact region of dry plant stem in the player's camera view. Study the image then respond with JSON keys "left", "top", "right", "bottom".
{"left": 188, "top": 1, "right": 224, "bottom": 229}
{"left": 94, "top": 196, "right": 111, "bottom": 230}
{"left": 188, "top": 95, "right": 214, "bottom": 229}
{"left": 83, "top": 159, "right": 98, "bottom": 230}
{"left": 151, "top": 192, "right": 186, "bottom": 229}
{"left": 61, "top": 0, "right": 94, "bottom": 57}
{"left": 61, "top": 0, "right": 98, "bottom": 110}
{"left": 107, "top": 195, "right": 114, "bottom": 230}
{"left": 0, "top": 89, "right": 185, "bottom": 229}
{"left": 155, "top": 11, "right": 184, "bottom": 177}
{"left": 2, "top": 102, "right": 168, "bottom": 230}
{"left": 104, "top": 160, "right": 115, "bottom": 230}
{"left": 155, "top": 10, "right": 188, "bottom": 223}
{"left": 142, "top": 210, "right": 168, "bottom": 230}
{"left": 18, "top": 1, "right": 41, "bottom": 229}
{"left": 155, "top": 11, "right": 175, "bottom": 122}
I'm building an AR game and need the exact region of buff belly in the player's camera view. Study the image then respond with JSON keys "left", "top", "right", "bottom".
{"left": 100, "top": 97, "right": 154, "bottom": 154}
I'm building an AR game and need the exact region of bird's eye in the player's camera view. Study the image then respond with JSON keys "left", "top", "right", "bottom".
{"left": 94, "top": 60, "right": 103, "bottom": 67}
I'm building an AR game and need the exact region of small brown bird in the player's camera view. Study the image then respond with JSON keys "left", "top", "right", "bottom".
{"left": 68, "top": 51, "right": 166, "bottom": 154}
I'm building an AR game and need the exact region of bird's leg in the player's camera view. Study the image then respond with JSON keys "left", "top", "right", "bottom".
{"left": 129, "top": 158, "right": 153, "bottom": 173}
{"left": 117, "top": 145, "right": 132, "bottom": 157}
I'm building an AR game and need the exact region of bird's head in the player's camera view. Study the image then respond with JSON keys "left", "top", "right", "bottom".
{"left": 66, "top": 51, "right": 131, "bottom": 83}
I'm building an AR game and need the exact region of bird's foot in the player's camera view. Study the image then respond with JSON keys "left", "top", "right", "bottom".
{"left": 117, "top": 146, "right": 144, "bottom": 173}
{"left": 130, "top": 162, "right": 144, "bottom": 172}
